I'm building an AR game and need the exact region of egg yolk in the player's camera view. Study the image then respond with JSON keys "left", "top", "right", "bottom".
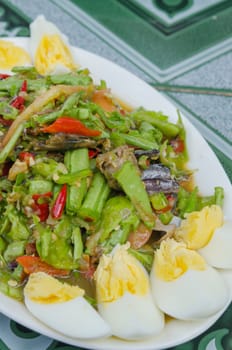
{"left": 0, "top": 40, "right": 31, "bottom": 69}
{"left": 35, "top": 34, "right": 77, "bottom": 75}
{"left": 95, "top": 244, "right": 149, "bottom": 303}
{"left": 24, "top": 272, "right": 84, "bottom": 304}
{"left": 175, "top": 205, "right": 223, "bottom": 250}
{"left": 154, "top": 238, "right": 206, "bottom": 282}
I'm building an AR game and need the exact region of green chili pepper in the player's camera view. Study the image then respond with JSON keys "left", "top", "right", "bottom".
{"left": 111, "top": 131, "right": 158, "bottom": 150}
{"left": 132, "top": 109, "right": 180, "bottom": 138}
{"left": 114, "top": 161, "right": 155, "bottom": 228}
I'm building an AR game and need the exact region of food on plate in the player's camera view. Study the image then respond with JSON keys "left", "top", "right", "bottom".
{"left": 175, "top": 205, "right": 232, "bottom": 268}
{"left": 24, "top": 272, "right": 111, "bottom": 338}
{"left": 175, "top": 205, "right": 224, "bottom": 249}
{"left": 198, "top": 221, "right": 232, "bottom": 269}
{"left": 95, "top": 244, "right": 164, "bottom": 339}
{"left": 30, "top": 15, "right": 77, "bottom": 75}
{"left": 150, "top": 239, "right": 229, "bottom": 320}
{"left": 0, "top": 15, "right": 230, "bottom": 342}
{"left": 0, "top": 39, "right": 31, "bottom": 73}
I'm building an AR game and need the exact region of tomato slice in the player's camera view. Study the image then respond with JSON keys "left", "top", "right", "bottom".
{"left": 16, "top": 255, "right": 70, "bottom": 277}
{"left": 170, "top": 138, "right": 185, "bottom": 153}
{"left": 92, "top": 90, "right": 116, "bottom": 112}
{"left": 128, "top": 223, "right": 152, "bottom": 249}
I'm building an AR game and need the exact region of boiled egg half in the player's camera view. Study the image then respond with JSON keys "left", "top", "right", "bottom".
{"left": 24, "top": 272, "right": 111, "bottom": 339}
{"left": 175, "top": 205, "right": 232, "bottom": 269}
{"left": 150, "top": 238, "right": 229, "bottom": 320}
{"left": 29, "top": 15, "right": 77, "bottom": 75}
{"left": 95, "top": 243, "right": 164, "bottom": 340}
{"left": 198, "top": 220, "right": 232, "bottom": 269}
{"left": 0, "top": 39, "right": 31, "bottom": 74}
{"left": 174, "top": 205, "right": 223, "bottom": 250}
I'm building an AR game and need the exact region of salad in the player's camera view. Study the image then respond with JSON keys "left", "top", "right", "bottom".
{"left": 0, "top": 16, "right": 231, "bottom": 342}
{"left": 0, "top": 64, "right": 197, "bottom": 292}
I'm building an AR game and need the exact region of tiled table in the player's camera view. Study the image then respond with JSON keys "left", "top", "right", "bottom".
{"left": 0, "top": 0, "right": 231, "bottom": 349}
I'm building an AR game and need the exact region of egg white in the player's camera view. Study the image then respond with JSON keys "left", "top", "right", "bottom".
{"left": 95, "top": 244, "right": 165, "bottom": 340}
{"left": 0, "top": 39, "right": 31, "bottom": 74}
{"left": 150, "top": 265, "right": 229, "bottom": 320}
{"left": 199, "top": 221, "right": 232, "bottom": 269}
{"left": 29, "top": 15, "right": 77, "bottom": 75}
{"left": 25, "top": 295, "right": 111, "bottom": 339}
{"left": 98, "top": 291, "right": 164, "bottom": 340}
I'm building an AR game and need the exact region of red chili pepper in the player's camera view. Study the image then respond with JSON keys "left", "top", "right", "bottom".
{"left": 10, "top": 80, "right": 27, "bottom": 111}
{"left": 41, "top": 116, "right": 101, "bottom": 137}
{"left": 32, "top": 192, "right": 52, "bottom": 222}
{"left": 88, "top": 149, "right": 98, "bottom": 159}
{"left": 19, "top": 151, "right": 35, "bottom": 165}
{"left": 10, "top": 96, "right": 25, "bottom": 109}
{"left": 0, "top": 73, "right": 11, "bottom": 80}
{"left": 20, "top": 80, "right": 27, "bottom": 92}
{"left": 51, "top": 184, "right": 67, "bottom": 219}
{"left": 32, "top": 192, "right": 52, "bottom": 202}
{"left": 34, "top": 202, "right": 50, "bottom": 222}
{"left": 16, "top": 255, "right": 70, "bottom": 277}
{"left": 0, "top": 116, "right": 13, "bottom": 127}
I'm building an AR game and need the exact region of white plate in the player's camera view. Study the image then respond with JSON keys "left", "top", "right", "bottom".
{"left": 0, "top": 38, "right": 232, "bottom": 350}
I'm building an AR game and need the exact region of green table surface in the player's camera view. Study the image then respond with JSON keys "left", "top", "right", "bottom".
{"left": 0, "top": 0, "right": 231, "bottom": 349}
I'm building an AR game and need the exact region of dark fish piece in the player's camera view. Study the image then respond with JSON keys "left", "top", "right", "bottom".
{"left": 32, "top": 139, "right": 97, "bottom": 151}
{"left": 141, "top": 163, "right": 171, "bottom": 180}
{"left": 143, "top": 178, "right": 179, "bottom": 194}
{"left": 134, "top": 149, "right": 159, "bottom": 158}
{"left": 96, "top": 145, "right": 139, "bottom": 190}
{"left": 30, "top": 133, "right": 104, "bottom": 151}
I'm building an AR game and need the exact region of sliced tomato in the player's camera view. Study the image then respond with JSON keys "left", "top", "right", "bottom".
{"left": 92, "top": 90, "right": 116, "bottom": 112}
{"left": 170, "top": 138, "right": 185, "bottom": 154}
{"left": 16, "top": 255, "right": 70, "bottom": 277}
{"left": 128, "top": 223, "right": 152, "bottom": 249}
{"left": 0, "top": 116, "right": 13, "bottom": 126}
